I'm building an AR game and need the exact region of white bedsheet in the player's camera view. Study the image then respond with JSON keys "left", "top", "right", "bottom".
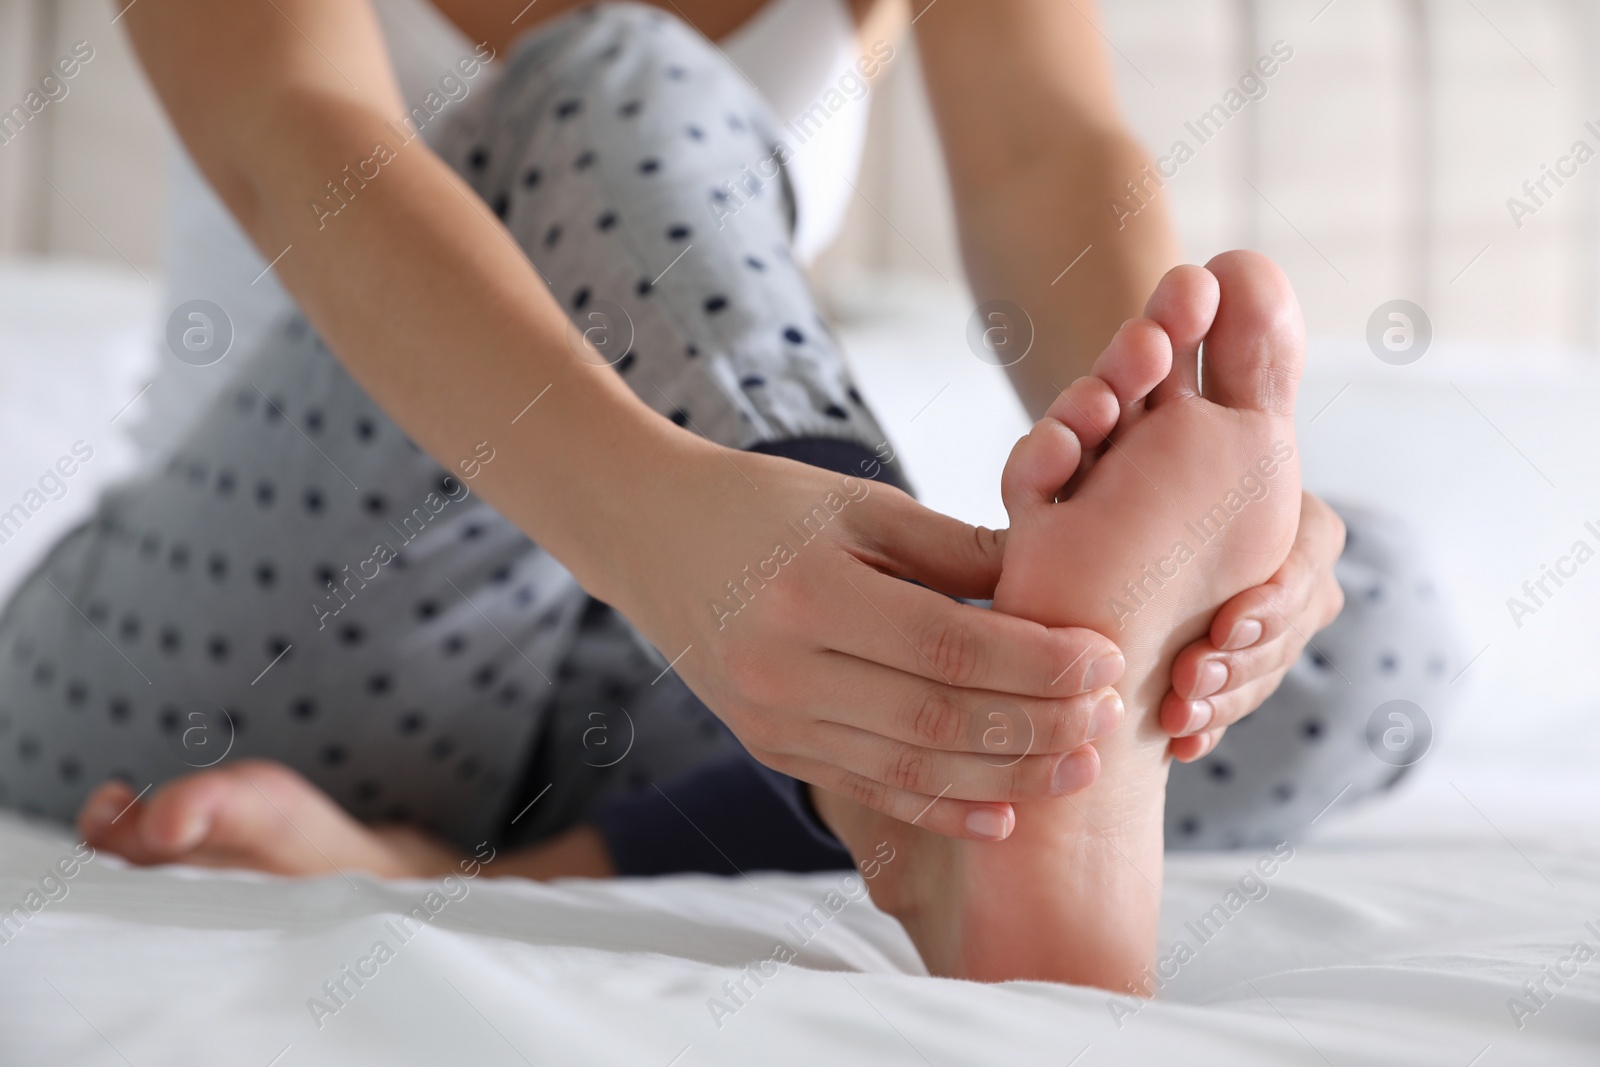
{"left": 0, "top": 775, "right": 1596, "bottom": 1066}
{"left": 4, "top": 264, "right": 1599, "bottom": 1062}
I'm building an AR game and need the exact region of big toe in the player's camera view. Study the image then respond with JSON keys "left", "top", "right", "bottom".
{"left": 136, "top": 761, "right": 304, "bottom": 862}
{"left": 1200, "top": 250, "right": 1304, "bottom": 415}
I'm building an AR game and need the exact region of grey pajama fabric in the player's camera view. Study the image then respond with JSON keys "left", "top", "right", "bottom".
{"left": 1165, "top": 503, "right": 1465, "bottom": 849}
{"left": 0, "top": 3, "right": 886, "bottom": 850}
{"left": 0, "top": 2, "right": 1460, "bottom": 860}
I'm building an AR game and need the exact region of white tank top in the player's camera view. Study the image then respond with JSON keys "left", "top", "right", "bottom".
{"left": 137, "top": 0, "right": 871, "bottom": 456}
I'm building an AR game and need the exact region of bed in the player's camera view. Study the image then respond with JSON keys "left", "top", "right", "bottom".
{"left": 1, "top": 262, "right": 1597, "bottom": 1064}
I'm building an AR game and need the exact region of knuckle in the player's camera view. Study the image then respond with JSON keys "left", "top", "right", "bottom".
{"left": 916, "top": 616, "right": 980, "bottom": 687}
{"left": 718, "top": 640, "right": 779, "bottom": 706}
{"left": 761, "top": 570, "right": 811, "bottom": 618}
{"left": 907, "top": 686, "right": 965, "bottom": 749}
{"left": 883, "top": 743, "right": 934, "bottom": 793}
{"left": 1323, "top": 582, "right": 1347, "bottom": 626}
{"left": 1033, "top": 699, "right": 1079, "bottom": 752}
{"left": 1004, "top": 759, "right": 1039, "bottom": 800}
{"left": 842, "top": 772, "right": 888, "bottom": 813}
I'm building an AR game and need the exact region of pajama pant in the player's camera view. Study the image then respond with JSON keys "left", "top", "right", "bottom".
{"left": 0, "top": 3, "right": 1463, "bottom": 867}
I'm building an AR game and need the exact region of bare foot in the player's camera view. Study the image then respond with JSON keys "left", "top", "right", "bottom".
{"left": 817, "top": 251, "right": 1304, "bottom": 989}
{"left": 76, "top": 761, "right": 463, "bottom": 878}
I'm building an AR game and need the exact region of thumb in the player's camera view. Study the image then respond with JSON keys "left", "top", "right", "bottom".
{"left": 851, "top": 487, "right": 1007, "bottom": 600}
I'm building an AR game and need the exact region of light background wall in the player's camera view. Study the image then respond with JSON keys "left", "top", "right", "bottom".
{"left": 821, "top": 0, "right": 1600, "bottom": 351}
{"left": 3, "top": 0, "right": 1600, "bottom": 350}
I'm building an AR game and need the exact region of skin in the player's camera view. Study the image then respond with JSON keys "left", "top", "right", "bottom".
{"left": 84, "top": 0, "right": 1343, "bottom": 880}
{"left": 820, "top": 251, "right": 1306, "bottom": 988}
{"left": 80, "top": 251, "right": 1314, "bottom": 998}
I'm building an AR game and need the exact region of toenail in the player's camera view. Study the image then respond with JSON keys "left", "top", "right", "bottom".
{"left": 1193, "top": 659, "right": 1228, "bottom": 698}
{"left": 1182, "top": 699, "right": 1213, "bottom": 735}
{"left": 1052, "top": 751, "right": 1096, "bottom": 795}
{"left": 84, "top": 792, "right": 123, "bottom": 827}
{"left": 965, "top": 808, "right": 1010, "bottom": 840}
{"left": 1222, "top": 618, "right": 1263, "bottom": 651}
{"left": 1087, "top": 691, "right": 1123, "bottom": 741}
{"left": 1083, "top": 652, "right": 1124, "bottom": 691}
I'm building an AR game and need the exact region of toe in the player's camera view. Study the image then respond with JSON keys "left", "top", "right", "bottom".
{"left": 77, "top": 780, "right": 166, "bottom": 864}
{"left": 137, "top": 772, "right": 229, "bottom": 856}
{"left": 1145, "top": 264, "right": 1220, "bottom": 404}
{"left": 1087, "top": 318, "right": 1172, "bottom": 410}
{"left": 1001, "top": 418, "right": 1083, "bottom": 516}
{"left": 136, "top": 761, "right": 301, "bottom": 863}
{"left": 1199, "top": 250, "right": 1305, "bottom": 414}
{"left": 1043, "top": 376, "right": 1119, "bottom": 451}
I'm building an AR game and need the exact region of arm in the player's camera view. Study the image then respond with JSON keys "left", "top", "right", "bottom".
{"left": 121, "top": 0, "right": 662, "bottom": 604}
{"left": 912, "top": 0, "right": 1180, "bottom": 416}
{"left": 118, "top": 0, "right": 1127, "bottom": 838}
{"left": 913, "top": 0, "right": 1345, "bottom": 745}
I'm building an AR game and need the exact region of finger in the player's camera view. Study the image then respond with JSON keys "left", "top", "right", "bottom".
{"left": 1210, "top": 492, "right": 1346, "bottom": 651}
{"left": 1200, "top": 667, "right": 1291, "bottom": 732}
{"left": 808, "top": 720, "right": 1102, "bottom": 803}
{"left": 821, "top": 557, "right": 1126, "bottom": 697}
{"left": 815, "top": 653, "right": 1124, "bottom": 754}
{"left": 1160, "top": 667, "right": 1289, "bottom": 738}
{"left": 1001, "top": 418, "right": 1082, "bottom": 515}
{"left": 853, "top": 487, "right": 1007, "bottom": 601}
{"left": 1171, "top": 726, "right": 1226, "bottom": 763}
{"left": 1169, "top": 630, "right": 1301, "bottom": 703}
{"left": 774, "top": 748, "right": 1099, "bottom": 841}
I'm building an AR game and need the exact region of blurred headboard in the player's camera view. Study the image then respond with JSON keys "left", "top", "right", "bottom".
{"left": 825, "top": 0, "right": 1600, "bottom": 349}
{"left": 4, "top": 0, "right": 1600, "bottom": 347}
{"left": 0, "top": 0, "right": 170, "bottom": 275}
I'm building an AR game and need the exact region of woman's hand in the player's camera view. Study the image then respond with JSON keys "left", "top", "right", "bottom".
{"left": 1160, "top": 491, "right": 1346, "bottom": 760}
{"left": 609, "top": 439, "right": 1127, "bottom": 843}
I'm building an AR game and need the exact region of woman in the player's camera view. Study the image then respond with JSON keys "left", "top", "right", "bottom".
{"left": 0, "top": 0, "right": 1450, "bottom": 981}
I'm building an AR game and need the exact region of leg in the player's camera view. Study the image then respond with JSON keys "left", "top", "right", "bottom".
{"left": 818, "top": 252, "right": 1306, "bottom": 989}
{"left": 60, "top": 2, "right": 899, "bottom": 873}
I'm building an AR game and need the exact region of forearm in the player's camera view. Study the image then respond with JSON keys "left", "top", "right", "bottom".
{"left": 954, "top": 131, "right": 1181, "bottom": 417}
{"left": 910, "top": 0, "right": 1182, "bottom": 418}
{"left": 121, "top": 0, "right": 694, "bottom": 613}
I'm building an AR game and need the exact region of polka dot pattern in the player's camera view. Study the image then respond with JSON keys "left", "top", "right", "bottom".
{"left": 0, "top": 3, "right": 877, "bottom": 852}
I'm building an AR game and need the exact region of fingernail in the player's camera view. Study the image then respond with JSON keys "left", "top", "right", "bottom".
{"left": 1087, "top": 691, "right": 1123, "bottom": 741}
{"left": 1181, "top": 699, "right": 1213, "bottom": 735}
{"left": 965, "top": 808, "right": 1010, "bottom": 840}
{"left": 1192, "top": 659, "right": 1228, "bottom": 698}
{"left": 1053, "top": 750, "right": 1096, "bottom": 795}
{"left": 1084, "top": 652, "right": 1125, "bottom": 691}
{"left": 1222, "top": 618, "right": 1263, "bottom": 651}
